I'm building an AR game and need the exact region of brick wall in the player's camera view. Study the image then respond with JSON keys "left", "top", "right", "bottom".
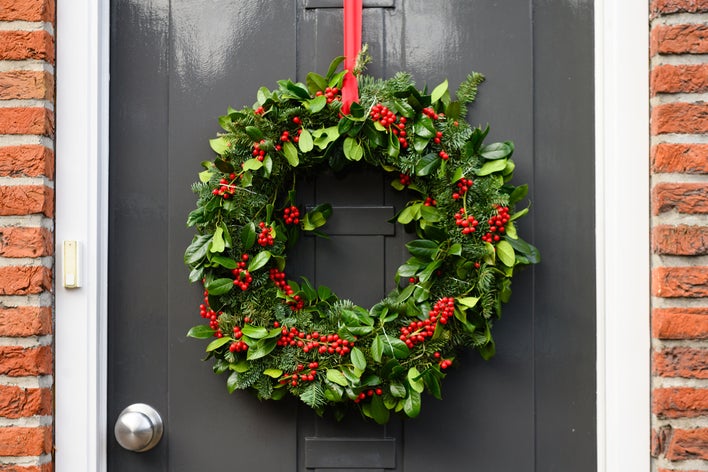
{"left": 651, "top": 1, "right": 708, "bottom": 470}
{"left": 0, "top": 0, "right": 55, "bottom": 471}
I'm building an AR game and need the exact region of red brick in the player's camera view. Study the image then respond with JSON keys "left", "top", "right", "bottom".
{"left": 0, "top": 465, "right": 53, "bottom": 472}
{"left": 652, "top": 183, "right": 708, "bottom": 215}
{"left": 0, "top": 185, "right": 54, "bottom": 217}
{"left": 651, "top": 24, "right": 708, "bottom": 55}
{"left": 666, "top": 428, "right": 708, "bottom": 460}
{"left": 654, "top": 426, "right": 674, "bottom": 457}
{"left": 0, "top": 71, "right": 54, "bottom": 101}
{"left": 0, "top": 386, "right": 51, "bottom": 418}
{"left": 652, "top": 143, "right": 708, "bottom": 174}
{"left": 652, "top": 103, "right": 708, "bottom": 135}
{"left": 0, "top": 146, "right": 54, "bottom": 178}
{"left": 0, "top": 31, "right": 54, "bottom": 63}
{"left": 653, "top": 225, "right": 708, "bottom": 255}
{"left": 0, "top": 426, "right": 51, "bottom": 456}
{"left": 0, "top": 0, "right": 54, "bottom": 22}
{"left": 653, "top": 387, "right": 708, "bottom": 418}
{"left": 0, "top": 307, "right": 52, "bottom": 336}
{"left": 0, "top": 266, "right": 51, "bottom": 295}
{"left": 651, "top": 0, "right": 708, "bottom": 15}
{"left": 653, "top": 307, "right": 708, "bottom": 339}
{"left": 0, "top": 227, "right": 52, "bottom": 257}
{"left": 653, "top": 266, "right": 708, "bottom": 297}
{"left": 654, "top": 347, "right": 708, "bottom": 378}
{"left": 0, "top": 346, "right": 52, "bottom": 376}
{"left": 658, "top": 469, "right": 705, "bottom": 472}
{"left": 0, "top": 108, "right": 54, "bottom": 136}
{"left": 651, "top": 64, "right": 708, "bottom": 95}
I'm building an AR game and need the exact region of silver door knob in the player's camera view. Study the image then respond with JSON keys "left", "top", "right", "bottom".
{"left": 114, "top": 403, "right": 163, "bottom": 452}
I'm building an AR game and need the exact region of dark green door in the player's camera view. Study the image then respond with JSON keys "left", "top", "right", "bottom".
{"left": 109, "top": 1, "right": 595, "bottom": 470}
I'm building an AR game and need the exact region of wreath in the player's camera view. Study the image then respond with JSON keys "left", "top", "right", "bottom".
{"left": 185, "top": 57, "right": 539, "bottom": 423}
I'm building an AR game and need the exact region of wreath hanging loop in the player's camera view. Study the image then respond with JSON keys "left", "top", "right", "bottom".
{"left": 185, "top": 57, "right": 540, "bottom": 423}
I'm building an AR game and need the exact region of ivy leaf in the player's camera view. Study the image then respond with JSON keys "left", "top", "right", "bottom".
{"left": 298, "top": 128, "right": 314, "bottom": 152}
{"left": 209, "top": 137, "right": 229, "bottom": 155}
{"left": 476, "top": 159, "right": 507, "bottom": 176}
{"left": 480, "top": 141, "right": 514, "bottom": 160}
{"left": 205, "top": 278, "right": 233, "bottom": 296}
{"left": 403, "top": 389, "right": 421, "bottom": 418}
{"left": 495, "top": 240, "right": 516, "bottom": 267}
{"left": 206, "top": 336, "right": 232, "bottom": 352}
{"left": 326, "top": 369, "right": 348, "bottom": 387}
{"left": 282, "top": 141, "right": 300, "bottom": 166}
{"left": 343, "top": 137, "right": 364, "bottom": 161}
{"left": 209, "top": 226, "right": 225, "bottom": 253}
{"left": 407, "top": 367, "right": 425, "bottom": 393}
{"left": 431, "top": 79, "right": 448, "bottom": 103}
{"left": 312, "top": 126, "right": 340, "bottom": 149}
{"left": 186, "top": 325, "right": 215, "bottom": 339}
{"left": 406, "top": 239, "right": 439, "bottom": 259}
{"left": 350, "top": 347, "right": 367, "bottom": 371}
{"left": 248, "top": 250, "right": 272, "bottom": 272}
{"left": 246, "top": 337, "right": 278, "bottom": 360}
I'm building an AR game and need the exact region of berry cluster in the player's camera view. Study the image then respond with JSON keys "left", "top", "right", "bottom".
{"left": 257, "top": 222, "right": 275, "bottom": 246}
{"left": 353, "top": 388, "right": 383, "bottom": 403}
{"left": 269, "top": 268, "right": 304, "bottom": 310}
{"left": 370, "top": 103, "right": 397, "bottom": 128}
{"left": 283, "top": 205, "right": 300, "bottom": 225}
{"left": 392, "top": 117, "right": 408, "bottom": 148}
{"left": 481, "top": 205, "right": 510, "bottom": 243}
{"left": 452, "top": 178, "right": 474, "bottom": 200}
{"left": 399, "top": 297, "right": 454, "bottom": 348}
{"left": 454, "top": 209, "right": 479, "bottom": 235}
{"left": 229, "top": 326, "right": 248, "bottom": 352}
{"left": 422, "top": 107, "right": 440, "bottom": 120}
{"left": 433, "top": 130, "right": 444, "bottom": 145}
{"left": 399, "top": 173, "right": 411, "bottom": 186}
{"left": 252, "top": 140, "right": 267, "bottom": 161}
{"left": 279, "top": 361, "right": 319, "bottom": 387}
{"left": 315, "top": 86, "right": 340, "bottom": 104}
{"left": 212, "top": 173, "right": 237, "bottom": 199}
{"left": 292, "top": 116, "right": 301, "bottom": 125}
{"left": 199, "top": 289, "right": 220, "bottom": 331}
{"left": 254, "top": 106, "right": 265, "bottom": 115}
{"left": 424, "top": 196, "right": 437, "bottom": 207}
{"left": 232, "top": 255, "right": 253, "bottom": 291}
{"left": 277, "top": 327, "right": 354, "bottom": 356}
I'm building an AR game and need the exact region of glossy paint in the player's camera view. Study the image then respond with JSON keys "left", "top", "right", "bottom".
{"left": 109, "top": 1, "right": 595, "bottom": 470}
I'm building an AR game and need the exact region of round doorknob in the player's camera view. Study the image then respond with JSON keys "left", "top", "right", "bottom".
{"left": 114, "top": 403, "right": 163, "bottom": 452}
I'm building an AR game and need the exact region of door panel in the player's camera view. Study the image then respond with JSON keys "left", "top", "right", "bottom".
{"left": 109, "top": 1, "right": 595, "bottom": 470}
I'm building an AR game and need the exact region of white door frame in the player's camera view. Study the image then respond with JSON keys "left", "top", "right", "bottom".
{"left": 54, "top": 1, "right": 649, "bottom": 470}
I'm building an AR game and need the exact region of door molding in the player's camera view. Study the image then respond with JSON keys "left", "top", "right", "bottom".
{"left": 54, "top": 1, "right": 649, "bottom": 470}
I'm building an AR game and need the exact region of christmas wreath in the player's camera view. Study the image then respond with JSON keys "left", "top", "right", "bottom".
{"left": 185, "top": 57, "right": 539, "bottom": 423}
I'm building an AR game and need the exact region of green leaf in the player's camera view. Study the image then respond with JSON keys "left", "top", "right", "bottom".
{"left": 480, "top": 141, "right": 514, "bottom": 160}
{"left": 415, "top": 116, "right": 436, "bottom": 138}
{"left": 241, "top": 222, "right": 257, "bottom": 250}
{"left": 246, "top": 337, "right": 278, "bottom": 360}
{"left": 507, "top": 237, "right": 541, "bottom": 264}
{"left": 209, "top": 226, "right": 225, "bottom": 253}
{"left": 326, "top": 369, "right": 348, "bottom": 387}
{"left": 382, "top": 337, "right": 410, "bottom": 359}
{"left": 420, "top": 205, "right": 441, "bottom": 223}
{"left": 393, "top": 99, "right": 415, "bottom": 118}
{"left": 298, "top": 128, "right": 314, "bottom": 152}
{"left": 415, "top": 153, "right": 441, "bottom": 176}
{"left": 277, "top": 80, "right": 311, "bottom": 100}
{"left": 256, "top": 86, "right": 270, "bottom": 105}
{"left": 184, "top": 234, "right": 211, "bottom": 265}
{"left": 350, "top": 347, "right": 367, "bottom": 371}
{"left": 210, "top": 255, "right": 237, "bottom": 269}
{"left": 403, "top": 389, "right": 421, "bottom": 418}
{"left": 263, "top": 368, "right": 283, "bottom": 378}
{"left": 418, "top": 260, "right": 442, "bottom": 283}
{"left": 509, "top": 184, "right": 529, "bottom": 204}
{"left": 446, "top": 101, "right": 461, "bottom": 119}
{"left": 371, "top": 335, "right": 385, "bottom": 363}
{"left": 205, "top": 278, "right": 233, "bottom": 296}
{"left": 282, "top": 141, "right": 300, "bottom": 166}
{"left": 496, "top": 240, "right": 516, "bottom": 267}
{"left": 387, "top": 131, "right": 401, "bottom": 158}
{"left": 431, "top": 79, "right": 448, "bottom": 103}
{"left": 248, "top": 250, "right": 271, "bottom": 272}
{"left": 231, "top": 360, "right": 250, "bottom": 373}
{"left": 242, "top": 158, "right": 263, "bottom": 171}
{"left": 370, "top": 394, "right": 390, "bottom": 425}
{"left": 227, "top": 372, "right": 239, "bottom": 394}
{"left": 390, "top": 382, "right": 406, "bottom": 398}
{"left": 407, "top": 367, "right": 424, "bottom": 393}
{"left": 396, "top": 204, "right": 419, "bottom": 224}
{"left": 241, "top": 324, "right": 269, "bottom": 339}
{"left": 209, "top": 137, "right": 229, "bottom": 155}
{"left": 187, "top": 325, "right": 215, "bottom": 339}
{"left": 306, "top": 72, "right": 328, "bottom": 95}
{"left": 509, "top": 207, "right": 529, "bottom": 222}
{"left": 476, "top": 159, "right": 507, "bottom": 176}
{"left": 326, "top": 56, "right": 346, "bottom": 80}
{"left": 198, "top": 170, "right": 212, "bottom": 183}
{"left": 505, "top": 222, "right": 518, "bottom": 239}
{"left": 244, "top": 126, "right": 264, "bottom": 141}
{"left": 406, "top": 239, "right": 439, "bottom": 259}
{"left": 206, "top": 336, "right": 232, "bottom": 352}
{"left": 263, "top": 154, "right": 273, "bottom": 177}
{"left": 312, "top": 126, "right": 340, "bottom": 149}
{"left": 457, "top": 297, "right": 479, "bottom": 308}
{"left": 306, "top": 95, "right": 327, "bottom": 113}
{"left": 343, "top": 137, "right": 364, "bottom": 161}
{"left": 397, "top": 283, "right": 416, "bottom": 303}
{"left": 448, "top": 243, "right": 462, "bottom": 256}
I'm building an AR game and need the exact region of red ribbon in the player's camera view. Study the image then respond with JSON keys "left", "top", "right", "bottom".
{"left": 341, "top": 0, "right": 362, "bottom": 114}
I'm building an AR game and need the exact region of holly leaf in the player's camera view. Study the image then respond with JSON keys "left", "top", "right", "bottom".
{"left": 382, "top": 337, "right": 410, "bottom": 359}
{"left": 209, "top": 227, "right": 225, "bottom": 253}
{"left": 246, "top": 337, "right": 278, "bottom": 360}
{"left": 306, "top": 95, "right": 327, "bottom": 113}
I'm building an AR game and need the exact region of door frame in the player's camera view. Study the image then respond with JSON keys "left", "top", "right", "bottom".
{"left": 54, "top": 1, "right": 649, "bottom": 470}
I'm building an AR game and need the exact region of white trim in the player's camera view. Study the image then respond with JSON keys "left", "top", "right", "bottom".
{"left": 53, "top": 1, "right": 650, "bottom": 470}
{"left": 595, "top": 1, "right": 650, "bottom": 471}
{"left": 55, "top": 0, "right": 109, "bottom": 471}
